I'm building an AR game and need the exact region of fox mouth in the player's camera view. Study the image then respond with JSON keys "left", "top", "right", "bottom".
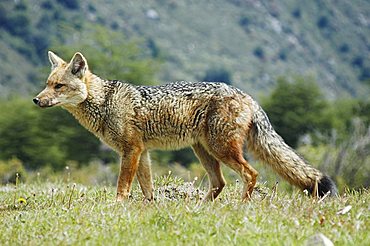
{"left": 40, "top": 103, "right": 59, "bottom": 108}
{"left": 33, "top": 98, "right": 60, "bottom": 108}
{"left": 41, "top": 102, "right": 60, "bottom": 108}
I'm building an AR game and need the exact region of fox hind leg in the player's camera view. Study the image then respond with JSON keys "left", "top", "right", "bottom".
{"left": 221, "top": 154, "right": 258, "bottom": 201}
{"left": 208, "top": 140, "right": 258, "bottom": 201}
{"left": 192, "top": 143, "right": 226, "bottom": 201}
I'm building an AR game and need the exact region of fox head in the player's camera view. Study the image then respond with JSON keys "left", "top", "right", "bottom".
{"left": 33, "top": 51, "right": 89, "bottom": 108}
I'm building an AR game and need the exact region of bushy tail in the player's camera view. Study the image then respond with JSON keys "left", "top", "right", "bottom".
{"left": 246, "top": 103, "right": 337, "bottom": 197}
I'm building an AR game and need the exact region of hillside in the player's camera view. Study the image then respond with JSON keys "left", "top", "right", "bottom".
{"left": 0, "top": 0, "right": 369, "bottom": 99}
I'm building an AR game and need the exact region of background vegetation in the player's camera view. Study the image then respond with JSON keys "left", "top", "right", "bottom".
{"left": 1, "top": 75, "right": 369, "bottom": 191}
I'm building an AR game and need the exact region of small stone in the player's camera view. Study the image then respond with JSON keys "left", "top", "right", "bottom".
{"left": 305, "top": 233, "right": 334, "bottom": 246}
{"left": 337, "top": 205, "right": 352, "bottom": 215}
{"left": 146, "top": 9, "right": 159, "bottom": 20}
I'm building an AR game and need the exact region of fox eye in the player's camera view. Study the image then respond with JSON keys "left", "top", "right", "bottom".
{"left": 55, "top": 84, "right": 64, "bottom": 89}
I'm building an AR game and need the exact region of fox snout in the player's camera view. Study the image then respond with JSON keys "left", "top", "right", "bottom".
{"left": 33, "top": 97, "right": 40, "bottom": 106}
{"left": 32, "top": 96, "right": 54, "bottom": 107}
{"left": 32, "top": 97, "right": 50, "bottom": 107}
{"left": 32, "top": 91, "right": 59, "bottom": 108}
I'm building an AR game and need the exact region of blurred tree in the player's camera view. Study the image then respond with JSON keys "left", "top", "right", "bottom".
{"left": 0, "top": 98, "right": 116, "bottom": 169}
{"left": 317, "top": 16, "right": 329, "bottom": 29}
{"left": 253, "top": 46, "right": 265, "bottom": 60}
{"left": 57, "top": 0, "right": 80, "bottom": 10}
{"left": 239, "top": 16, "right": 250, "bottom": 32}
{"left": 322, "top": 98, "right": 370, "bottom": 143}
{"left": 355, "top": 100, "right": 370, "bottom": 125}
{"left": 170, "top": 149, "right": 197, "bottom": 167}
{"left": 147, "top": 38, "right": 161, "bottom": 58}
{"left": 263, "top": 76, "right": 329, "bottom": 147}
{"left": 359, "top": 68, "right": 370, "bottom": 82}
{"left": 152, "top": 148, "right": 197, "bottom": 167}
{"left": 0, "top": 98, "right": 65, "bottom": 169}
{"left": 0, "top": 9, "right": 31, "bottom": 39}
{"left": 292, "top": 8, "right": 301, "bottom": 19}
{"left": 338, "top": 43, "right": 350, "bottom": 53}
{"left": 38, "top": 107, "right": 104, "bottom": 165}
{"left": 202, "top": 67, "right": 232, "bottom": 84}
{"left": 0, "top": 158, "right": 27, "bottom": 184}
{"left": 278, "top": 49, "right": 288, "bottom": 61}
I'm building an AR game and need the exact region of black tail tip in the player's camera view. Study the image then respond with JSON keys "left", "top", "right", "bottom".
{"left": 308, "top": 175, "right": 338, "bottom": 197}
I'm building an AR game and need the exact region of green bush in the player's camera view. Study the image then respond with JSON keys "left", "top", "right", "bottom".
{"left": 202, "top": 67, "right": 232, "bottom": 84}
{"left": 317, "top": 16, "right": 329, "bottom": 29}
{"left": 57, "top": 0, "right": 79, "bottom": 10}
{"left": 292, "top": 8, "right": 301, "bottom": 19}
{"left": 0, "top": 98, "right": 105, "bottom": 170}
{"left": 262, "top": 76, "right": 329, "bottom": 147}
{"left": 0, "top": 158, "right": 27, "bottom": 184}
{"left": 253, "top": 46, "right": 265, "bottom": 60}
{"left": 299, "top": 120, "right": 370, "bottom": 190}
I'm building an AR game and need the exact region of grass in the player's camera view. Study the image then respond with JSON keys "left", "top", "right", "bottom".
{"left": 0, "top": 174, "right": 369, "bottom": 245}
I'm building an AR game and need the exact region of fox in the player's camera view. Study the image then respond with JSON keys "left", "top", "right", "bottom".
{"left": 33, "top": 51, "right": 337, "bottom": 201}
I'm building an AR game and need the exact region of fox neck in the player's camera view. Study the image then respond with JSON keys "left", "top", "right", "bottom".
{"left": 64, "top": 72, "right": 107, "bottom": 135}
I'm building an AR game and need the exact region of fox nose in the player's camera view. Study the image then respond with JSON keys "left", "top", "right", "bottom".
{"left": 33, "top": 98, "right": 40, "bottom": 105}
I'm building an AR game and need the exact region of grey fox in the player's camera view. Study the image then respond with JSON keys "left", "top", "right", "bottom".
{"left": 33, "top": 51, "right": 337, "bottom": 201}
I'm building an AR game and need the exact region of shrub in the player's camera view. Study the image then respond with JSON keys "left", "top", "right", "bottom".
{"left": 253, "top": 46, "right": 265, "bottom": 60}
{"left": 359, "top": 68, "right": 370, "bottom": 81}
{"left": 202, "top": 67, "right": 232, "bottom": 84}
{"left": 147, "top": 38, "right": 161, "bottom": 58}
{"left": 292, "top": 8, "right": 301, "bottom": 19}
{"left": 317, "top": 16, "right": 329, "bottom": 29}
{"left": 351, "top": 56, "right": 364, "bottom": 68}
{"left": 41, "top": 1, "right": 54, "bottom": 10}
{"left": 3, "top": 13, "right": 31, "bottom": 36}
{"left": 338, "top": 43, "right": 350, "bottom": 53}
{"left": 239, "top": 16, "right": 250, "bottom": 31}
{"left": 0, "top": 158, "right": 27, "bottom": 184}
{"left": 263, "top": 76, "right": 329, "bottom": 147}
{"left": 278, "top": 49, "right": 287, "bottom": 61}
{"left": 57, "top": 0, "right": 79, "bottom": 10}
{"left": 319, "top": 120, "right": 369, "bottom": 189}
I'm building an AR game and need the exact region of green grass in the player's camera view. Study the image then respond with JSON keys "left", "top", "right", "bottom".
{"left": 0, "top": 175, "right": 369, "bottom": 245}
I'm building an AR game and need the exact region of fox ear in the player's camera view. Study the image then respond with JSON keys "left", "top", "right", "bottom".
{"left": 70, "top": 52, "right": 88, "bottom": 78}
{"left": 48, "top": 51, "right": 65, "bottom": 70}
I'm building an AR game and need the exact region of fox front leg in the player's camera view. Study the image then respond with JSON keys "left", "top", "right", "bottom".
{"left": 136, "top": 150, "right": 154, "bottom": 201}
{"left": 116, "top": 146, "right": 143, "bottom": 202}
